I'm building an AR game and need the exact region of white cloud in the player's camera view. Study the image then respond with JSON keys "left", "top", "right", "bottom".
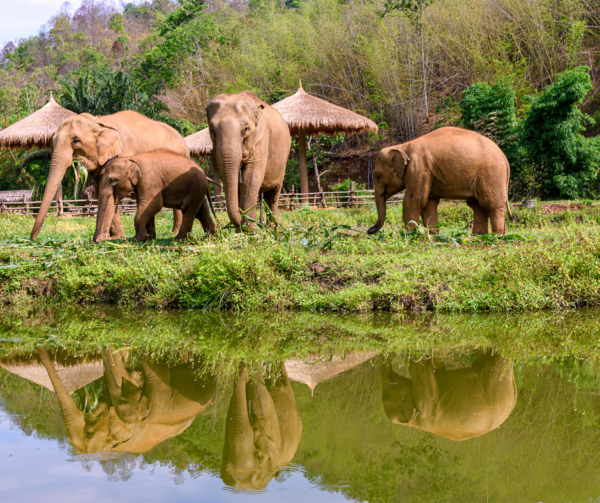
{"left": 0, "top": 0, "right": 76, "bottom": 44}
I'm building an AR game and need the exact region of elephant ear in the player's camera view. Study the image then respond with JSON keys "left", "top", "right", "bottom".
{"left": 252, "top": 104, "right": 267, "bottom": 146}
{"left": 97, "top": 123, "right": 123, "bottom": 166}
{"left": 127, "top": 160, "right": 142, "bottom": 185}
{"left": 389, "top": 148, "right": 410, "bottom": 180}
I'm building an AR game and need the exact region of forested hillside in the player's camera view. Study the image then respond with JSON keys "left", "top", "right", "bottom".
{"left": 1, "top": 0, "right": 600, "bottom": 199}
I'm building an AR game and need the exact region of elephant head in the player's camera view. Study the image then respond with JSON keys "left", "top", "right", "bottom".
{"left": 382, "top": 352, "right": 517, "bottom": 441}
{"left": 101, "top": 349, "right": 151, "bottom": 423}
{"left": 221, "top": 366, "right": 283, "bottom": 489}
{"left": 38, "top": 347, "right": 133, "bottom": 454}
{"left": 206, "top": 91, "right": 266, "bottom": 228}
{"left": 31, "top": 113, "right": 123, "bottom": 240}
{"left": 93, "top": 158, "right": 140, "bottom": 243}
{"left": 367, "top": 146, "right": 410, "bottom": 234}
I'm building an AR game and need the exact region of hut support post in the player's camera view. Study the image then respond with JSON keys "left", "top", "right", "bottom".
{"left": 298, "top": 128, "right": 309, "bottom": 205}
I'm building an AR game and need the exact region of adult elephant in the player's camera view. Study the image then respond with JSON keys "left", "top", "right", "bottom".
{"left": 38, "top": 348, "right": 195, "bottom": 454}
{"left": 221, "top": 365, "right": 302, "bottom": 489}
{"left": 367, "top": 127, "right": 513, "bottom": 235}
{"left": 382, "top": 352, "right": 517, "bottom": 441}
{"left": 101, "top": 349, "right": 216, "bottom": 425}
{"left": 30, "top": 111, "right": 187, "bottom": 241}
{"left": 207, "top": 91, "right": 291, "bottom": 230}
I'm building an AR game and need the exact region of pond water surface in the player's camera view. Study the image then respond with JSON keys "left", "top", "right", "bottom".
{"left": 0, "top": 308, "right": 599, "bottom": 502}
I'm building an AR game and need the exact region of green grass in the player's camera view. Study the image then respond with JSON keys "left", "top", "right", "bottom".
{"left": 1, "top": 201, "right": 600, "bottom": 312}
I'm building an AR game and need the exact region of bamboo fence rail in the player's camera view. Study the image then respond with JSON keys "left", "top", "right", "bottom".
{"left": 0, "top": 188, "right": 403, "bottom": 217}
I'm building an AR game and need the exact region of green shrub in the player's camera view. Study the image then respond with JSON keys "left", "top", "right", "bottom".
{"left": 519, "top": 66, "right": 600, "bottom": 200}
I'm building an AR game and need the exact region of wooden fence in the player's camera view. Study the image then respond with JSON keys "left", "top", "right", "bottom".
{"left": 0, "top": 187, "right": 403, "bottom": 217}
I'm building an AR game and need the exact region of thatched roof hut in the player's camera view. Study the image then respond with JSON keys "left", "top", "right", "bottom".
{"left": 272, "top": 82, "right": 378, "bottom": 203}
{"left": 185, "top": 127, "right": 213, "bottom": 157}
{"left": 0, "top": 95, "right": 75, "bottom": 149}
{"left": 0, "top": 353, "right": 103, "bottom": 394}
{"left": 285, "top": 351, "right": 378, "bottom": 397}
{"left": 272, "top": 82, "right": 378, "bottom": 136}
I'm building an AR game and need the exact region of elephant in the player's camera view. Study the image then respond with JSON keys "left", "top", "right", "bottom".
{"left": 367, "top": 127, "right": 514, "bottom": 235}
{"left": 38, "top": 347, "right": 196, "bottom": 454}
{"left": 94, "top": 149, "right": 216, "bottom": 242}
{"left": 221, "top": 365, "right": 302, "bottom": 489}
{"left": 30, "top": 110, "right": 188, "bottom": 241}
{"left": 207, "top": 91, "right": 291, "bottom": 230}
{"left": 101, "top": 349, "right": 217, "bottom": 425}
{"left": 382, "top": 351, "right": 517, "bottom": 441}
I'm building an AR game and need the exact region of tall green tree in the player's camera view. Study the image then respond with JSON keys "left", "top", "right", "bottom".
{"left": 519, "top": 66, "right": 600, "bottom": 199}
{"left": 135, "top": 0, "right": 222, "bottom": 96}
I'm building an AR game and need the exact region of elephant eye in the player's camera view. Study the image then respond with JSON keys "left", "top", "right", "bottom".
{"left": 242, "top": 126, "right": 249, "bottom": 136}
{"left": 109, "top": 178, "right": 119, "bottom": 186}
{"left": 72, "top": 138, "right": 81, "bottom": 146}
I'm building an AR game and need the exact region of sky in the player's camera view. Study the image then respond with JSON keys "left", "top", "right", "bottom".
{"left": 0, "top": 0, "right": 77, "bottom": 44}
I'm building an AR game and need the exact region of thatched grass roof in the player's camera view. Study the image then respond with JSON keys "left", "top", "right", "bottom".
{"left": 185, "top": 127, "right": 213, "bottom": 157}
{"left": 284, "top": 351, "right": 378, "bottom": 396}
{"left": 272, "top": 82, "right": 378, "bottom": 136}
{"left": 0, "top": 95, "right": 75, "bottom": 149}
{"left": 0, "top": 353, "right": 103, "bottom": 394}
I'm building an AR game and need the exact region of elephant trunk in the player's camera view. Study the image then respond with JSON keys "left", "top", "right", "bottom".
{"left": 222, "top": 366, "right": 255, "bottom": 468}
{"left": 368, "top": 188, "right": 387, "bottom": 234}
{"left": 31, "top": 146, "right": 73, "bottom": 240}
{"left": 38, "top": 347, "right": 85, "bottom": 449}
{"left": 220, "top": 148, "right": 243, "bottom": 228}
{"left": 93, "top": 175, "right": 117, "bottom": 243}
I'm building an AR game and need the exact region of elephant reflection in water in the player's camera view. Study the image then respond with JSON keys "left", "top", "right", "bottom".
{"left": 382, "top": 351, "right": 517, "bottom": 441}
{"left": 221, "top": 365, "right": 302, "bottom": 490}
{"left": 38, "top": 347, "right": 216, "bottom": 454}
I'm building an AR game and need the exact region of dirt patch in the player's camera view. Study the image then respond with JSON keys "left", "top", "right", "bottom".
{"left": 542, "top": 203, "right": 583, "bottom": 215}
{"left": 23, "top": 278, "right": 57, "bottom": 298}
{"left": 309, "top": 263, "right": 352, "bottom": 289}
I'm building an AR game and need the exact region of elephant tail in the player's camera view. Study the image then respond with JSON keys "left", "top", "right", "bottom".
{"left": 506, "top": 198, "right": 514, "bottom": 221}
{"left": 206, "top": 177, "right": 222, "bottom": 188}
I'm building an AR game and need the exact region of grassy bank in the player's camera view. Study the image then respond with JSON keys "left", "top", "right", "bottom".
{"left": 1, "top": 201, "right": 600, "bottom": 312}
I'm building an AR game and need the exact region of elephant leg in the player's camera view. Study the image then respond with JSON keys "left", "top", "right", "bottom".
{"left": 172, "top": 209, "right": 183, "bottom": 235}
{"left": 488, "top": 207, "right": 507, "bottom": 235}
{"left": 175, "top": 211, "right": 196, "bottom": 239}
{"left": 195, "top": 199, "right": 216, "bottom": 235}
{"left": 262, "top": 186, "right": 281, "bottom": 222}
{"left": 147, "top": 216, "right": 156, "bottom": 240}
{"left": 402, "top": 194, "right": 425, "bottom": 231}
{"left": 109, "top": 209, "right": 125, "bottom": 239}
{"left": 467, "top": 200, "right": 489, "bottom": 235}
{"left": 420, "top": 199, "right": 439, "bottom": 234}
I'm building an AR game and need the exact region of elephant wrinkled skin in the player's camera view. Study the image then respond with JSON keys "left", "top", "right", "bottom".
{"left": 382, "top": 352, "right": 517, "bottom": 441}
{"left": 31, "top": 111, "right": 187, "bottom": 241}
{"left": 221, "top": 365, "right": 302, "bottom": 489}
{"left": 368, "top": 127, "right": 513, "bottom": 235}
{"left": 95, "top": 149, "right": 216, "bottom": 242}
{"left": 207, "top": 91, "right": 291, "bottom": 231}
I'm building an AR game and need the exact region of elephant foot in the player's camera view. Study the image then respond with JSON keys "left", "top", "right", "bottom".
{"left": 134, "top": 234, "right": 149, "bottom": 242}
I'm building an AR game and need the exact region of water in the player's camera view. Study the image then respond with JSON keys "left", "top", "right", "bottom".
{"left": 1, "top": 308, "right": 600, "bottom": 502}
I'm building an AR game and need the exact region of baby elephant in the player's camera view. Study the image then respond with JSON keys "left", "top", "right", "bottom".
{"left": 94, "top": 149, "right": 216, "bottom": 242}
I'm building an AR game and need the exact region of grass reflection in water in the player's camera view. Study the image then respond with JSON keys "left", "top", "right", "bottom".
{"left": 0, "top": 307, "right": 599, "bottom": 501}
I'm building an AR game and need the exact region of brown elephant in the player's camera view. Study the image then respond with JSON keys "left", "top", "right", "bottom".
{"left": 221, "top": 365, "right": 302, "bottom": 489}
{"left": 207, "top": 91, "right": 291, "bottom": 230}
{"left": 368, "top": 127, "right": 513, "bottom": 235}
{"left": 30, "top": 111, "right": 187, "bottom": 241}
{"left": 382, "top": 352, "right": 517, "bottom": 441}
{"left": 94, "top": 149, "right": 216, "bottom": 242}
{"left": 101, "top": 349, "right": 217, "bottom": 425}
{"left": 38, "top": 348, "right": 196, "bottom": 454}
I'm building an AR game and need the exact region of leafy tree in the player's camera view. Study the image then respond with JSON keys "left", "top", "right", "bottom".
{"left": 519, "top": 66, "right": 600, "bottom": 199}
{"left": 136, "top": 0, "right": 222, "bottom": 95}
